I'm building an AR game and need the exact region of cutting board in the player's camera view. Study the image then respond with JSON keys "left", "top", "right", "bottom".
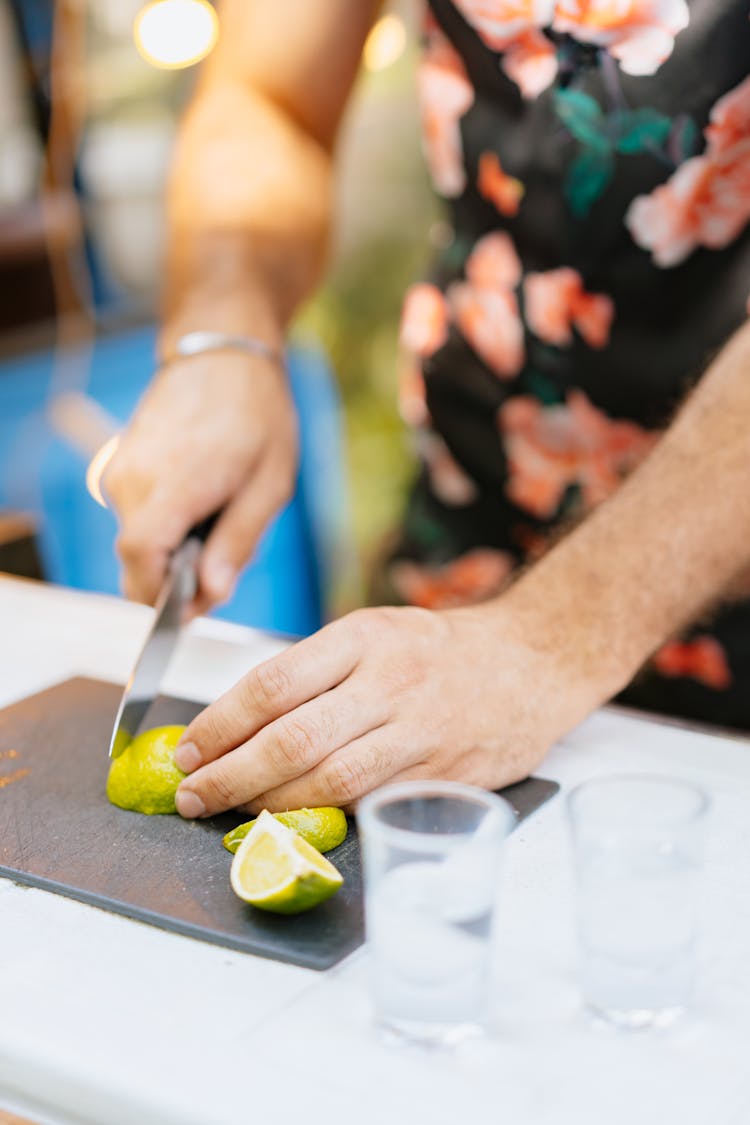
{"left": 0, "top": 677, "right": 559, "bottom": 970}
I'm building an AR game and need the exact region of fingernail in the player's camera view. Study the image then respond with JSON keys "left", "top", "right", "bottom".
{"left": 206, "top": 562, "right": 235, "bottom": 599}
{"left": 174, "top": 741, "right": 202, "bottom": 773}
{"left": 175, "top": 788, "right": 206, "bottom": 819}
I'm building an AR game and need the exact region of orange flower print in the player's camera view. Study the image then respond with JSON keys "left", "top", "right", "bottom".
{"left": 452, "top": 1, "right": 558, "bottom": 98}
{"left": 499, "top": 390, "right": 656, "bottom": 518}
{"left": 627, "top": 147, "right": 750, "bottom": 267}
{"left": 450, "top": 285, "right": 526, "bottom": 379}
{"left": 499, "top": 28, "right": 560, "bottom": 98}
{"left": 552, "top": 1, "right": 689, "bottom": 77}
{"left": 448, "top": 231, "right": 526, "bottom": 379}
{"left": 452, "top": 0, "right": 688, "bottom": 97}
{"left": 400, "top": 283, "right": 449, "bottom": 358}
{"left": 653, "top": 636, "right": 732, "bottom": 691}
{"left": 391, "top": 548, "right": 515, "bottom": 610}
{"left": 419, "top": 431, "right": 480, "bottom": 506}
{"left": 477, "top": 151, "right": 526, "bottom": 216}
{"left": 626, "top": 75, "right": 750, "bottom": 267}
{"left": 418, "top": 28, "right": 475, "bottom": 198}
{"left": 453, "top": 0, "right": 554, "bottom": 44}
{"left": 705, "top": 76, "right": 750, "bottom": 155}
{"left": 523, "top": 268, "right": 614, "bottom": 348}
{"left": 465, "top": 229, "right": 523, "bottom": 289}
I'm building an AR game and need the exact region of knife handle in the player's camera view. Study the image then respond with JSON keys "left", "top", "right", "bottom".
{"left": 170, "top": 514, "right": 221, "bottom": 603}
{"left": 187, "top": 513, "right": 220, "bottom": 545}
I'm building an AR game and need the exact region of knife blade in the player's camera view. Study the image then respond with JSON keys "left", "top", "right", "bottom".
{"left": 108, "top": 536, "right": 202, "bottom": 757}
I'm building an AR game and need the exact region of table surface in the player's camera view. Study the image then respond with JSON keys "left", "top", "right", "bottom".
{"left": 0, "top": 576, "right": 748, "bottom": 1125}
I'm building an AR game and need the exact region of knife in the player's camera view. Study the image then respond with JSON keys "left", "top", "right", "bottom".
{"left": 108, "top": 519, "right": 214, "bottom": 758}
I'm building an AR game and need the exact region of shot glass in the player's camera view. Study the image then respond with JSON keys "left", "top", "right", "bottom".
{"left": 567, "top": 774, "right": 710, "bottom": 1030}
{"left": 357, "top": 780, "right": 515, "bottom": 1048}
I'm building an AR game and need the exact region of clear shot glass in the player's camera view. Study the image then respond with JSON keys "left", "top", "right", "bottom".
{"left": 358, "top": 780, "right": 515, "bottom": 1048}
{"left": 568, "top": 774, "right": 710, "bottom": 1030}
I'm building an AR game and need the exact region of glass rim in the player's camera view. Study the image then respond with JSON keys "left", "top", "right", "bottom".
{"left": 356, "top": 779, "right": 516, "bottom": 853}
{"left": 567, "top": 772, "right": 710, "bottom": 826}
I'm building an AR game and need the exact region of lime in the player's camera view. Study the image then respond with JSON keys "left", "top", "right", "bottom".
{"left": 106, "top": 725, "right": 187, "bottom": 815}
{"left": 223, "top": 806, "right": 347, "bottom": 855}
{"left": 230, "top": 810, "right": 343, "bottom": 914}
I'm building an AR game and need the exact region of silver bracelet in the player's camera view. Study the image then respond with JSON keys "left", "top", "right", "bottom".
{"left": 163, "top": 330, "right": 284, "bottom": 367}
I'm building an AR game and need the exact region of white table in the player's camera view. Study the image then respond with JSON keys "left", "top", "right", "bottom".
{"left": 0, "top": 576, "right": 748, "bottom": 1125}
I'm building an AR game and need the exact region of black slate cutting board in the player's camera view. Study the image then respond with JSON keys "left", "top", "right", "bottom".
{"left": 0, "top": 676, "right": 559, "bottom": 970}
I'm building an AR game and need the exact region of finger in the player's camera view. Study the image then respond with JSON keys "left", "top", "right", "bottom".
{"left": 352, "top": 751, "right": 526, "bottom": 792}
{"left": 250, "top": 745, "right": 522, "bottom": 816}
{"left": 195, "top": 456, "right": 293, "bottom": 609}
{"left": 242, "top": 728, "right": 417, "bottom": 814}
{"left": 102, "top": 452, "right": 150, "bottom": 516}
{"left": 117, "top": 498, "right": 198, "bottom": 605}
{"left": 174, "top": 679, "right": 388, "bottom": 818}
{"left": 175, "top": 614, "right": 367, "bottom": 770}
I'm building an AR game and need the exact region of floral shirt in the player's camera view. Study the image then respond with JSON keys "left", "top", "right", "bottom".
{"left": 392, "top": 0, "right": 750, "bottom": 729}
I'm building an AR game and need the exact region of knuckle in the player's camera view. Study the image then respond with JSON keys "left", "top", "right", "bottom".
{"left": 250, "top": 659, "right": 294, "bottom": 710}
{"left": 346, "top": 607, "right": 380, "bottom": 642}
{"left": 192, "top": 705, "right": 233, "bottom": 754}
{"left": 324, "top": 755, "right": 369, "bottom": 805}
{"left": 354, "top": 605, "right": 400, "bottom": 637}
{"left": 104, "top": 457, "right": 147, "bottom": 506}
{"left": 201, "top": 765, "right": 237, "bottom": 809}
{"left": 273, "top": 716, "right": 319, "bottom": 771}
{"left": 115, "top": 531, "right": 144, "bottom": 565}
{"left": 373, "top": 605, "right": 406, "bottom": 630}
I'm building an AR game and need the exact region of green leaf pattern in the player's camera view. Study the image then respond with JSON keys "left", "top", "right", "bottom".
{"left": 613, "top": 108, "right": 673, "bottom": 154}
{"left": 566, "top": 149, "right": 615, "bottom": 218}
{"left": 553, "top": 89, "right": 685, "bottom": 217}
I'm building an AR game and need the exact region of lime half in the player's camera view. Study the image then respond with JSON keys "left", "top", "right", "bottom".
{"left": 106, "top": 725, "right": 187, "bottom": 815}
{"left": 223, "top": 806, "right": 347, "bottom": 855}
{"left": 230, "top": 810, "right": 343, "bottom": 914}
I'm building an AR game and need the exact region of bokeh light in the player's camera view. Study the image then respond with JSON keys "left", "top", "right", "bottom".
{"left": 86, "top": 435, "right": 120, "bottom": 509}
{"left": 363, "top": 14, "right": 407, "bottom": 73}
{"left": 134, "top": 0, "right": 219, "bottom": 70}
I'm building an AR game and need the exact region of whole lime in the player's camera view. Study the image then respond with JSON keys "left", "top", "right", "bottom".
{"left": 106, "top": 725, "right": 187, "bottom": 815}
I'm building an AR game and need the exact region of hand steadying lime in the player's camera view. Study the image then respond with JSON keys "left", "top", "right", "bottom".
{"left": 223, "top": 806, "right": 347, "bottom": 855}
{"left": 230, "top": 810, "right": 343, "bottom": 914}
{"left": 106, "top": 725, "right": 187, "bottom": 815}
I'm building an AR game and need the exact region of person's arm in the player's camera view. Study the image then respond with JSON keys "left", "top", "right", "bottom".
{"left": 105, "top": 0, "right": 379, "bottom": 612}
{"left": 172, "top": 319, "right": 750, "bottom": 817}
{"left": 498, "top": 318, "right": 750, "bottom": 695}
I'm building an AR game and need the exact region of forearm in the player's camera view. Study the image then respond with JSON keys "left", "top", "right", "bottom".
{"left": 495, "top": 319, "right": 750, "bottom": 701}
{"left": 159, "top": 78, "right": 334, "bottom": 354}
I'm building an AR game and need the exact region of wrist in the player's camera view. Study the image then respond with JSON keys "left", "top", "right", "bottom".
{"left": 159, "top": 330, "right": 285, "bottom": 370}
{"left": 159, "top": 227, "right": 307, "bottom": 356}
{"left": 159, "top": 281, "right": 285, "bottom": 364}
{"left": 442, "top": 594, "right": 616, "bottom": 752}
{"left": 481, "top": 559, "right": 643, "bottom": 712}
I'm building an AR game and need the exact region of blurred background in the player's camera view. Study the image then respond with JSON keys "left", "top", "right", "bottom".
{"left": 0, "top": 0, "right": 436, "bottom": 634}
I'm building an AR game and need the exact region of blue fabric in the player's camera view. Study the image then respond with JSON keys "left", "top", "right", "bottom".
{"left": 0, "top": 325, "right": 345, "bottom": 636}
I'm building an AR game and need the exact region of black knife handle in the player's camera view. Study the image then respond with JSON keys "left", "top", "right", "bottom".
{"left": 187, "top": 513, "right": 220, "bottom": 545}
